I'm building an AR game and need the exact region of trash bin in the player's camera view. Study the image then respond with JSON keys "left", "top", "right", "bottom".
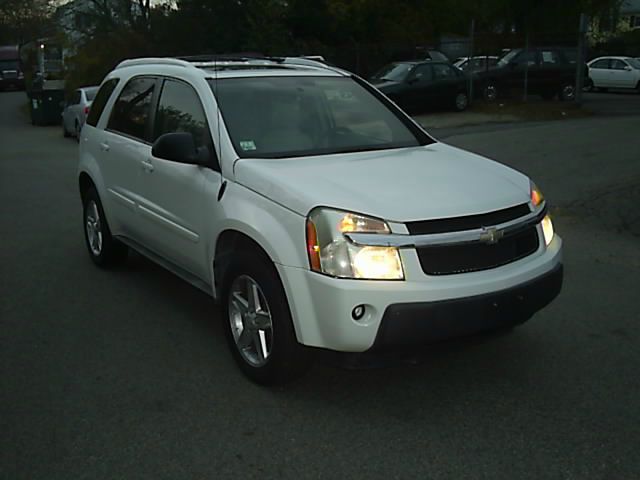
{"left": 28, "top": 79, "right": 65, "bottom": 126}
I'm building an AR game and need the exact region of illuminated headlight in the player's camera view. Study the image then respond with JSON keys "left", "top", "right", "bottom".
{"left": 306, "top": 208, "right": 404, "bottom": 280}
{"left": 541, "top": 214, "right": 554, "bottom": 246}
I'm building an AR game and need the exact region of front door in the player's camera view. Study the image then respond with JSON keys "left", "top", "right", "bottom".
{"left": 403, "top": 64, "right": 435, "bottom": 112}
{"left": 136, "top": 78, "right": 221, "bottom": 280}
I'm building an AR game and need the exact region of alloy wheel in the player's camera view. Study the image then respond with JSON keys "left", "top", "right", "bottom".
{"left": 228, "top": 275, "right": 274, "bottom": 367}
{"left": 562, "top": 85, "right": 575, "bottom": 101}
{"left": 455, "top": 93, "right": 469, "bottom": 111}
{"left": 85, "top": 200, "right": 103, "bottom": 256}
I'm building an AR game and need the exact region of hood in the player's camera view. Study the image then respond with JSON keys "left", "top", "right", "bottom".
{"left": 234, "top": 143, "right": 531, "bottom": 223}
{"left": 370, "top": 80, "right": 401, "bottom": 90}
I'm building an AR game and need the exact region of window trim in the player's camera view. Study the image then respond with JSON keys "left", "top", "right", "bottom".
{"left": 106, "top": 75, "right": 161, "bottom": 145}
{"left": 86, "top": 77, "right": 120, "bottom": 128}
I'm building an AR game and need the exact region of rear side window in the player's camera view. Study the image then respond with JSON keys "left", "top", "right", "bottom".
{"left": 86, "top": 78, "right": 119, "bottom": 127}
{"left": 153, "top": 79, "right": 211, "bottom": 150}
{"left": 107, "top": 77, "right": 157, "bottom": 142}
{"left": 590, "top": 59, "right": 609, "bottom": 69}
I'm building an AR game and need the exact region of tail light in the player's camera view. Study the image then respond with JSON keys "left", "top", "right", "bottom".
{"left": 84, "top": 106, "right": 90, "bottom": 115}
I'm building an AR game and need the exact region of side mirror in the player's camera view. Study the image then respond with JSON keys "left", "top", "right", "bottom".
{"left": 152, "top": 132, "right": 209, "bottom": 166}
{"left": 624, "top": 66, "right": 632, "bottom": 71}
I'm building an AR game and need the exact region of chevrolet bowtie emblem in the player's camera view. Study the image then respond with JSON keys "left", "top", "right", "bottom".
{"left": 480, "top": 227, "right": 504, "bottom": 245}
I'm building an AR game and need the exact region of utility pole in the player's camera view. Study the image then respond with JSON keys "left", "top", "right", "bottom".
{"left": 468, "top": 18, "right": 475, "bottom": 104}
{"left": 575, "top": 13, "right": 589, "bottom": 105}
{"left": 523, "top": 29, "right": 530, "bottom": 102}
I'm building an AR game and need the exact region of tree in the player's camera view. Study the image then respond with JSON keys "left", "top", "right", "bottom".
{"left": 0, "top": 0, "right": 54, "bottom": 44}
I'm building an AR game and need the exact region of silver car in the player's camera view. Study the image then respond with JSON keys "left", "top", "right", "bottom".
{"left": 62, "top": 86, "right": 99, "bottom": 139}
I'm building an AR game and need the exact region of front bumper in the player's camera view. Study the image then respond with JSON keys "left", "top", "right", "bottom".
{"left": 278, "top": 233, "right": 563, "bottom": 352}
{"left": 371, "top": 263, "right": 562, "bottom": 351}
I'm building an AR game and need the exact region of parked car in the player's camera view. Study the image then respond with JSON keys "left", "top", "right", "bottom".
{"left": 62, "top": 86, "right": 99, "bottom": 139}
{"left": 478, "top": 47, "right": 580, "bottom": 101}
{"left": 0, "top": 45, "right": 25, "bottom": 91}
{"left": 78, "top": 56, "right": 563, "bottom": 384}
{"left": 453, "top": 56, "right": 499, "bottom": 73}
{"left": 370, "top": 61, "right": 470, "bottom": 112}
{"left": 587, "top": 56, "right": 640, "bottom": 92}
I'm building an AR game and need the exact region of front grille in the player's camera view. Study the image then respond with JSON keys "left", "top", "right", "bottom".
{"left": 408, "top": 204, "right": 540, "bottom": 275}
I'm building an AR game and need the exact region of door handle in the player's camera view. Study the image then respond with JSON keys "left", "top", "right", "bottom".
{"left": 141, "top": 159, "right": 154, "bottom": 173}
{"left": 99, "top": 142, "right": 110, "bottom": 152}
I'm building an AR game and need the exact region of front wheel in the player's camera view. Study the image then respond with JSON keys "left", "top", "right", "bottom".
{"left": 82, "top": 187, "right": 128, "bottom": 267}
{"left": 222, "top": 250, "right": 311, "bottom": 385}
{"left": 454, "top": 91, "right": 469, "bottom": 111}
{"left": 559, "top": 83, "right": 575, "bottom": 102}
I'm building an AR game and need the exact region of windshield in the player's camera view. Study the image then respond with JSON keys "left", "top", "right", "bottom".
{"left": 210, "top": 76, "right": 427, "bottom": 159}
{"left": 627, "top": 58, "right": 640, "bottom": 69}
{"left": 84, "top": 87, "right": 99, "bottom": 101}
{"left": 0, "top": 60, "right": 19, "bottom": 71}
{"left": 370, "top": 63, "right": 413, "bottom": 82}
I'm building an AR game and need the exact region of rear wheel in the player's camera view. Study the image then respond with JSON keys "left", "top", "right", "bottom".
{"left": 222, "top": 249, "right": 311, "bottom": 385}
{"left": 82, "top": 187, "right": 128, "bottom": 267}
{"left": 454, "top": 91, "right": 469, "bottom": 111}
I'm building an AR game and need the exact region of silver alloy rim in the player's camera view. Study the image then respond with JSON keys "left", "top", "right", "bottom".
{"left": 485, "top": 85, "right": 497, "bottom": 101}
{"left": 562, "top": 85, "right": 575, "bottom": 100}
{"left": 456, "top": 93, "right": 468, "bottom": 110}
{"left": 85, "top": 200, "right": 103, "bottom": 256}
{"left": 228, "top": 275, "right": 273, "bottom": 367}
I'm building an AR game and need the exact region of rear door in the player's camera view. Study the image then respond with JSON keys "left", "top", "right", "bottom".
{"left": 431, "top": 63, "right": 464, "bottom": 107}
{"left": 589, "top": 59, "right": 610, "bottom": 87}
{"left": 403, "top": 64, "right": 435, "bottom": 111}
{"left": 101, "top": 76, "right": 159, "bottom": 240}
{"left": 137, "top": 78, "right": 220, "bottom": 279}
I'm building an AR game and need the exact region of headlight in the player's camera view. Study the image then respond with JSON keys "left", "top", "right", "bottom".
{"left": 541, "top": 214, "right": 554, "bottom": 246}
{"left": 306, "top": 208, "right": 404, "bottom": 280}
{"left": 530, "top": 181, "right": 544, "bottom": 207}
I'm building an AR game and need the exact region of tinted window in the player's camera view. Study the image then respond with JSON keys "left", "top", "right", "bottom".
{"left": 590, "top": 59, "right": 609, "bottom": 69}
{"left": 540, "top": 50, "right": 560, "bottom": 64}
{"left": 212, "top": 76, "right": 427, "bottom": 159}
{"left": 433, "top": 64, "right": 456, "bottom": 79}
{"left": 154, "top": 79, "right": 211, "bottom": 150}
{"left": 611, "top": 59, "right": 628, "bottom": 70}
{"left": 108, "top": 77, "right": 156, "bottom": 141}
{"left": 86, "top": 78, "right": 119, "bottom": 127}
{"left": 410, "top": 65, "right": 433, "bottom": 83}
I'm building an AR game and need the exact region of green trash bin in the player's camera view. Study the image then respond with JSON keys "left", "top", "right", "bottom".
{"left": 28, "top": 80, "right": 65, "bottom": 126}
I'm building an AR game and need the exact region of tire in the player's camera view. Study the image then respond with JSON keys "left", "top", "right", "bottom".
{"left": 559, "top": 83, "right": 575, "bottom": 102}
{"left": 484, "top": 83, "right": 498, "bottom": 102}
{"left": 454, "top": 91, "right": 469, "bottom": 111}
{"left": 82, "top": 187, "right": 128, "bottom": 267}
{"left": 583, "top": 79, "right": 594, "bottom": 92}
{"left": 221, "top": 249, "right": 311, "bottom": 385}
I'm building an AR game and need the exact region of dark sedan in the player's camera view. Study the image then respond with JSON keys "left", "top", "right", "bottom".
{"left": 370, "top": 61, "right": 470, "bottom": 113}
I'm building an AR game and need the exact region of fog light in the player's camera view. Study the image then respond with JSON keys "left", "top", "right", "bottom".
{"left": 541, "top": 214, "right": 554, "bottom": 246}
{"left": 352, "top": 305, "right": 365, "bottom": 320}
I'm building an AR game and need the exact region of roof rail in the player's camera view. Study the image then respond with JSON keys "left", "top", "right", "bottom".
{"left": 115, "top": 57, "right": 191, "bottom": 70}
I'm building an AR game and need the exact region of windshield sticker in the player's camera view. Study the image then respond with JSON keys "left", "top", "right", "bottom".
{"left": 239, "top": 140, "right": 257, "bottom": 151}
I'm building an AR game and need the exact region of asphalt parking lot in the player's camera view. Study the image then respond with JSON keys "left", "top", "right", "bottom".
{"left": 1, "top": 90, "right": 639, "bottom": 479}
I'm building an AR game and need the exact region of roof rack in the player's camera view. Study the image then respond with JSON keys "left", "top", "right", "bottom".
{"left": 114, "top": 55, "right": 348, "bottom": 76}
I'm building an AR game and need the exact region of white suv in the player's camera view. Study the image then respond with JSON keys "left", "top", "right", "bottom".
{"left": 78, "top": 56, "right": 563, "bottom": 384}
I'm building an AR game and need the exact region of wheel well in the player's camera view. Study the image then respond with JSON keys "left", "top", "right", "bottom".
{"left": 213, "top": 230, "right": 274, "bottom": 299}
{"left": 78, "top": 172, "right": 95, "bottom": 203}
